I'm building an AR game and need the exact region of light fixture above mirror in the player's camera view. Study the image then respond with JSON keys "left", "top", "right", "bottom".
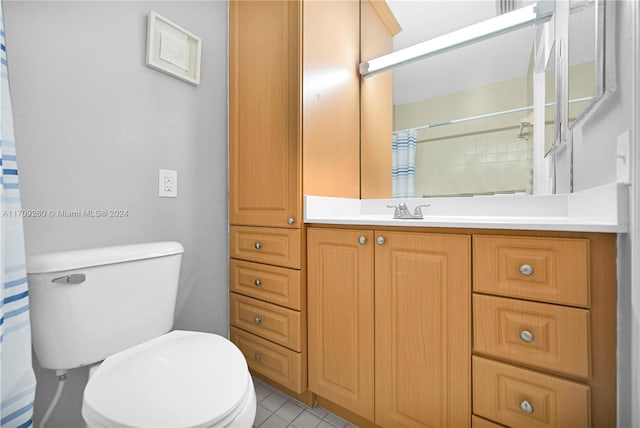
{"left": 359, "top": 1, "right": 554, "bottom": 76}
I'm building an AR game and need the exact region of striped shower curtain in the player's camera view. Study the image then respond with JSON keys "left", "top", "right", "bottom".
{"left": 0, "top": 2, "right": 37, "bottom": 427}
{"left": 392, "top": 129, "right": 417, "bottom": 198}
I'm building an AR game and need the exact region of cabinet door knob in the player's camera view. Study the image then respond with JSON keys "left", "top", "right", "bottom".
{"left": 519, "top": 264, "right": 534, "bottom": 276}
{"left": 254, "top": 353, "right": 262, "bottom": 362}
{"left": 254, "top": 279, "right": 262, "bottom": 286}
{"left": 376, "top": 236, "right": 385, "bottom": 245}
{"left": 520, "top": 330, "right": 534, "bottom": 343}
{"left": 287, "top": 217, "right": 295, "bottom": 225}
{"left": 358, "top": 236, "right": 367, "bottom": 245}
{"left": 254, "top": 316, "right": 262, "bottom": 325}
{"left": 519, "top": 400, "right": 534, "bottom": 414}
{"left": 254, "top": 242, "right": 262, "bottom": 250}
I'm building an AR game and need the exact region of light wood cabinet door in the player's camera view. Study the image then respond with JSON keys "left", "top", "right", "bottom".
{"left": 307, "top": 229, "right": 375, "bottom": 421}
{"left": 229, "top": 0, "right": 301, "bottom": 228}
{"left": 375, "top": 232, "right": 471, "bottom": 428}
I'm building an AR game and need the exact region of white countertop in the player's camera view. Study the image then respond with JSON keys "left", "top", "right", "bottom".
{"left": 304, "top": 183, "right": 628, "bottom": 233}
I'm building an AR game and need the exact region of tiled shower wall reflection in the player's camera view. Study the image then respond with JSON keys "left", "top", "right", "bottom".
{"left": 394, "top": 74, "right": 533, "bottom": 198}
{"left": 414, "top": 126, "right": 533, "bottom": 197}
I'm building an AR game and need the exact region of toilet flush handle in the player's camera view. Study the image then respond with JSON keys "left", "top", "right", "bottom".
{"left": 51, "top": 273, "right": 86, "bottom": 285}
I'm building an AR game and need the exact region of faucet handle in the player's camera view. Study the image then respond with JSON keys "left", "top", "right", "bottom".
{"left": 386, "top": 204, "right": 400, "bottom": 218}
{"left": 413, "top": 204, "right": 431, "bottom": 216}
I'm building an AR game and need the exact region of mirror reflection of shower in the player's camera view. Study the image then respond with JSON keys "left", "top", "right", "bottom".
{"left": 383, "top": 0, "right": 599, "bottom": 198}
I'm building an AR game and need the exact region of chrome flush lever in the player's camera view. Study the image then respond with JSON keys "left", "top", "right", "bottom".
{"left": 51, "top": 273, "right": 86, "bottom": 285}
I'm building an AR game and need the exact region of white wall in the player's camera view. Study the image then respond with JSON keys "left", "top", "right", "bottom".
{"left": 4, "top": 1, "right": 228, "bottom": 426}
{"left": 560, "top": 1, "right": 638, "bottom": 426}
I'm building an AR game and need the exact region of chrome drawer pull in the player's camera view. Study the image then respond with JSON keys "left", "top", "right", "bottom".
{"left": 254, "top": 316, "right": 262, "bottom": 325}
{"left": 287, "top": 217, "right": 295, "bottom": 225}
{"left": 254, "top": 353, "right": 262, "bottom": 362}
{"left": 520, "top": 330, "right": 534, "bottom": 343}
{"left": 519, "top": 400, "right": 534, "bottom": 414}
{"left": 358, "top": 236, "right": 367, "bottom": 245}
{"left": 254, "top": 279, "right": 262, "bottom": 286}
{"left": 254, "top": 242, "right": 262, "bottom": 250}
{"left": 519, "top": 264, "right": 534, "bottom": 276}
{"left": 376, "top": 236, "right": 385, "bottom": 245}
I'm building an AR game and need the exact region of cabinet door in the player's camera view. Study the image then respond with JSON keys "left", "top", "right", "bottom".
{"left": 229, "top": 0, "right": 301, "bottom": 228}
{"left": 375, "top": 232, "right": 471, "bottom": 428}
{"left": 307, "top": 228, "right": 375, "bottom": 420}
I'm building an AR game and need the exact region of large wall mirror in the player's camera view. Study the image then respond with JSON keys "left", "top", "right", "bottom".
{"left": 360, "top": 0, "right": 612, "bottom": 199}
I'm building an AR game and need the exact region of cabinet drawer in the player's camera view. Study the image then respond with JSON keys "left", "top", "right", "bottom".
{"left": 473, "top": 235, "right": 589, "bottom": 307}
{"left": 230, "top": 226, "right": 301, "bottom": 269}
{"left": 230, "top": 293, "right": 301, "bottom": 351}
{"left": 473, "top": 357, "right": 590, "bottom": 428}
{"left": 230, "top": 327, "right": 303, "bottom": 394}
{"left": 474, "top": 294, "right": 590, "bottom": 378}
{"left": 230, "top": 259, "right": 302, "bottom": 310}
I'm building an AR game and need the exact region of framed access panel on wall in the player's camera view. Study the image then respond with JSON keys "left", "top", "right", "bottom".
{"left": 146, "top": 11, "right": 202, "bottom": 86}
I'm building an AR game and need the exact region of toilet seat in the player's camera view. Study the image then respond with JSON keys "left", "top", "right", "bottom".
{"left": 82, "top": 330, "right": 253, "bottom": 428}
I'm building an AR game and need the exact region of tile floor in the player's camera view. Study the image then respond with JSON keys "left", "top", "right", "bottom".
{"left": 252, "top": 377, "right": 358, "bottom": 428}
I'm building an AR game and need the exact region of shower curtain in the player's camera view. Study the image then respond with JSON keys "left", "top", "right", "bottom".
{"left": 0, "top": 2, "right": 37, "bottom": 427}
{"left": 392, "top": 129, "right": 417, "bottom": 198}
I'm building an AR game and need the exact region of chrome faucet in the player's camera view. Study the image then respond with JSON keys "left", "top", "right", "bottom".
{"left": 386, "top": 202, "right": 431, "bottom": 219}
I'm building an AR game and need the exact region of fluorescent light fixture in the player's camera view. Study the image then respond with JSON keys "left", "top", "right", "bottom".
{"left": 360, "top": 2, "right": 554, "bottom": 76}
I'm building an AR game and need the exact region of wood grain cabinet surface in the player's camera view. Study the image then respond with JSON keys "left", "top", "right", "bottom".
{"left": 472, "top": 233, "right": 616, "bottom": 428}
{"left": 473, "top": 235, "right": 590, "bottom": 307}
{"left": 228, "top": 0, "right": 361, "bottom": 399}
{"left": 231, "top": 327, "right": 303, "bottom": 393}
{"left": 307, "top": 228, "right": 471, "bottom": 427}
{"left": 473, "top": 294, "right": 590, "bottom": 378}
{"left": 230, "top": 259, "right": 302, "bottom": 310}
{"left": 473, "top": 356, "right": 590, "bottom": 428}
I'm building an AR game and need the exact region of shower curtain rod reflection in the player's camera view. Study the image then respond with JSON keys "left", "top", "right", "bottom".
{"left": 396, "top": 96, "right": 593, "bottom": 133}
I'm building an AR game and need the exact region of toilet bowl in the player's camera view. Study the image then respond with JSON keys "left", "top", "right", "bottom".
{"left": 26, "top": 242, "right": 256, "bottom": 428}
{"left": 82, "top": 331, "right": 256, "bottom": 428}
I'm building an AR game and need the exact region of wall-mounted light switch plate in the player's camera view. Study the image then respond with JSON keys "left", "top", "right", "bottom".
{"left": 159, "top": 169, "right": 178, "bottom": 198}
{"left": 617, "top": 130, "right": 631, "bottom": 185}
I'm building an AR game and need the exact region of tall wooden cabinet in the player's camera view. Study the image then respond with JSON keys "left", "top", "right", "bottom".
{"left": 307, "top": 228, "right": 471, "bottom": 427}
{"left": 228, "top": 0, "right": 360, "bottom": 397}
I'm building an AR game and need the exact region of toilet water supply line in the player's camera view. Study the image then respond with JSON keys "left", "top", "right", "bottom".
{"left": 39, "top": 369, "right": 68, "bottom": 428}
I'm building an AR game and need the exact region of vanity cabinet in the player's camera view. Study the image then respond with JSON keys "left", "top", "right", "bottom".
{"left": 307, "top": 227, "right": 471, "bottom": 427}
{"left": 308, "top": 227, "right": 616, "bottom": 428}
{"left": 472, "top": 234, "right": 617, "bottom": 428}
{"left": 228, "top": 0, "right": 360, "bottom": 398}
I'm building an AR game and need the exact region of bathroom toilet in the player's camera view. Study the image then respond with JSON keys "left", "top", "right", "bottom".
{"left": 27, "top": 242, "right": 256, "bottom": 428}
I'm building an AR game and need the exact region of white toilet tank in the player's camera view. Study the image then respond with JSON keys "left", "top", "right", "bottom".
{"left": 27, "top": 241, "right": 184, "bottom": 370}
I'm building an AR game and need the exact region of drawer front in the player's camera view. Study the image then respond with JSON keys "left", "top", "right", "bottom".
{"left": 472, "top": 415, "right": 508, "bottom": 428}
{"left": 474, "top": 294, "right": 590, "bottom": 378}
{"left": 230, "top": 259, "right": 302, "bottom": 310}
{"left": 230, "top": 293, "right": 301, "bottom": 351}
{"left": 473, "top": 357, "right": 590, "bottom": 428}
{"left": 230, "top": 327, "right": 303, "bottom": 393}
{"left": 230, "top": 226, "right": 301, "bottom": 269}
{"left": 473, "top": 235, "right": 589, "bottom": 307}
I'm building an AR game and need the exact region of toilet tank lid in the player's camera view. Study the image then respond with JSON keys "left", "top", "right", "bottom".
{"left": 26, "top": 241, "right": 184, "bottom": 274}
